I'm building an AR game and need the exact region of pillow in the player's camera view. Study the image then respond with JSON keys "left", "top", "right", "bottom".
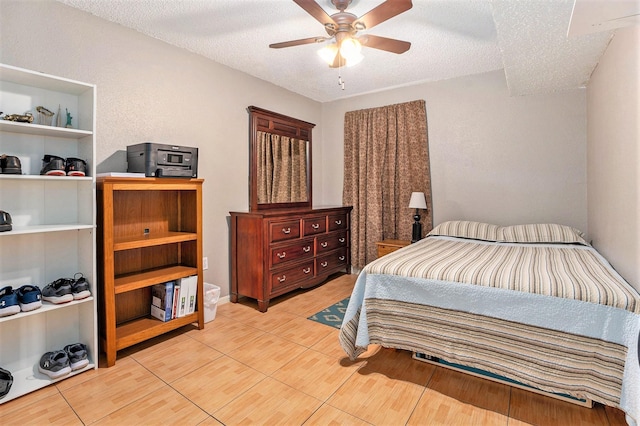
{"left": 428, "top": 221, "right": 500, "bottom": 242}
{"left": 498, "top": 223, "right": 589, "bottom": 245}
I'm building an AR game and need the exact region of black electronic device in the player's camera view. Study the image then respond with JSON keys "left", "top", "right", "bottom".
{"left": 0, "top": 210, "right": 12, "bottom": 232}
{"left": 127, "top": 142, "right": 198, "bottom": 178}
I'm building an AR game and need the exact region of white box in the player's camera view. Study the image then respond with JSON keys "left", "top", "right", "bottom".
{"left": 150, "top": 281, "right": 175, "bottom": 322}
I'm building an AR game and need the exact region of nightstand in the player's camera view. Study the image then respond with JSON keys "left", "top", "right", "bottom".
{"left": 376, "top": 239, "right": 411, "bottom": 258}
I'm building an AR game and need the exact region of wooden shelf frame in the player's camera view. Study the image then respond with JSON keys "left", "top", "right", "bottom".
{"left": 97, "top": 177, "right": 204, "bottom": 367}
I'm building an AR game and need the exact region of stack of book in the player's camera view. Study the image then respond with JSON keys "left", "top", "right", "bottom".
{"left": 150, "top": 275, "right": 198, "bottom": 322}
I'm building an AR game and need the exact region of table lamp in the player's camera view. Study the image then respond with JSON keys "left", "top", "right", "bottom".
{"left": 409, "top": 192, "right": 427, "bottom": 243}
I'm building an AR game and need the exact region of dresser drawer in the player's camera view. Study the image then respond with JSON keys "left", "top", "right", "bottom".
{"left": 316, "top": 231, "right": 348, "bottom": 254}
{"left": 316, "top": 247, "right": 348, "bottom": 274}
{"left": 302, "top": 216, "right": 327, "bottom": 236}
{"left": 269, "top": 219, "right": 301, "bottom": 243}
{"left": 328, "top": 213, "right": 348, "bottom": 232}
{"left": 270, "top": 261, "right": 314, "bottom": 291}
{"left": 270, "top": 239, "right": 314, "bottom": 267}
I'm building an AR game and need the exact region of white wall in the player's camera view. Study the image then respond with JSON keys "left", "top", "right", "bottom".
{"left": 2, "top": 0, "right": 605, "bottom": 295}
{"left": 587, "top": 25, "right": 640, "bottom": 291}
{"left": 0, "top": 0, "right": 323, "bottom": 298}
{"left": 321, "top": 70, "right": 588, "bottom": 232}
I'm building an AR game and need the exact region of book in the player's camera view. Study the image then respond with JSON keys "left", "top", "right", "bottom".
{"left": 172, "top": 283, "right": 181, "bottom": 319}
{"left": 176, "top": 281, "right": 188, "bottom": 318}
{"left": 180, "top": 275, "right": 198, "bottom": 315}
{"left": 188, "top": 277, "right": 198, "bottom": 314}
{"left": 150, "top": 281, "right": 174, "bottom": 322}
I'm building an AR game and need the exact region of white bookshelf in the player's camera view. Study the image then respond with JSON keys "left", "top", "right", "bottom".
{"left": 0, "top": 63, "right": 97, "bottom": 404}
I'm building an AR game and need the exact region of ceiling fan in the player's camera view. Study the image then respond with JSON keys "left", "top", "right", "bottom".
{"left": 270, "top": 0, "right": 413, "bottom": 68}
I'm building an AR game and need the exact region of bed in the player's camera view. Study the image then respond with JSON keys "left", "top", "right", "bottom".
{"left": 339, "top": 221, "right": 640, "bottom": 425}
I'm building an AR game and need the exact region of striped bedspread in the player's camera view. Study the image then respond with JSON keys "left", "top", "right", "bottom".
{"left": 367, "top": 236, "right": 639, "bottom": 314}
{"left": 339, "top": 236, "right": 640, "bottom": 425}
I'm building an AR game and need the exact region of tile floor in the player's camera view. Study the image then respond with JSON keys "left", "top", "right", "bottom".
{"left": 0, "top": 273, "right": 629, "bottom": 425}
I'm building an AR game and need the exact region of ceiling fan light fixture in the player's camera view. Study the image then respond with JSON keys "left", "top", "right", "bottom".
{"left": 340, "top": 37, "right": 362, "bottom": 58}
{"left": 318, "top": 43, "right": 339, "bottom": 65}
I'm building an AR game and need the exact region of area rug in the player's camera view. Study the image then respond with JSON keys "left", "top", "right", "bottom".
{"left": 307, "top": 297, "right": 350, "bottom": 329}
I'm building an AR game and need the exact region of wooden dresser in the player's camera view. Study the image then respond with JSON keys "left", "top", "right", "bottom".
{"left": 230, "top": 206, "right": 352, "bottom": 311}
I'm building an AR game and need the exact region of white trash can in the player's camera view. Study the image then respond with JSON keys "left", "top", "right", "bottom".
{"left": 203, "top": 283, "right": 220, "bottom": 323}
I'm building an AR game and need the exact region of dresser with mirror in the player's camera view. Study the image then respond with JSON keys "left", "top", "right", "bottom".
{"left": 230, "top": 106, "right": 352, "bottom": 312}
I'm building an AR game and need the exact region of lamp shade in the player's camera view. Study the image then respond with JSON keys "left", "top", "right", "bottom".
{"left": 408, "top": 192, "right": 427, "bottom": 209}
{"left": 318, "top": 43, "right": 338, "bottom": 65}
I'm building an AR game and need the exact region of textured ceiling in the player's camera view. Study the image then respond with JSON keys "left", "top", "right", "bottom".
{"left": 55, "top": 0, "right": 625, "bottom": 102}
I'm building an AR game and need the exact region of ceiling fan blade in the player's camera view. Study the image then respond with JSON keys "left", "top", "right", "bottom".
{"left": 360, "top": 34, "right": 411, "bottom": 54}
{"left": 354, "top": 0, "right": 413, "bottom": 30}
{"left": 294, "top": 0, "right": 337, "bottom": 28}
{"left": 269, "top": 36, "right": 329, "bottom": 49}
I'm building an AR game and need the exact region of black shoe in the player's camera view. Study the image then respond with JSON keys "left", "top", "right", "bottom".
{"left": 71, "top": 272, "right": 91, "bottom": 300}
{"left": 0, "top": 210, "right": 12, "bottom": 232}
{"left": 65, "top": 157, "right": 87, "bottom": 177}
{"left": 0, "top": 367, "right": 13, "bottom": 400}
{"left": 40, "top": 155, "right": 66, "bottom": 176}
{"left": 0, "top": 154, "right": 22, "bottom": 174}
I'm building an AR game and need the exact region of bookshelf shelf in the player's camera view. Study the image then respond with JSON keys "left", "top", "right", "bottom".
{"left": 114, "top": 313, "right": 199, "bottom": 350}
{"left": 113, "top": 231, "right": 198, "bottom": 251}
{"left": 114, "top": 265, "right": 198, "bottom": 294}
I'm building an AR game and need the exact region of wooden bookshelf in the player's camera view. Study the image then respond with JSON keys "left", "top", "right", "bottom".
{"left": 97, "top": 177, "right": 204, "bottom": 367}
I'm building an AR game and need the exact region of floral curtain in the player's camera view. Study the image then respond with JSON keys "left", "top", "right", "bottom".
{"left": 257, "top": 131, "right": 308, "bottom": 203}
{"left": 343, "top": 99, "right": 432, "bottom": 269}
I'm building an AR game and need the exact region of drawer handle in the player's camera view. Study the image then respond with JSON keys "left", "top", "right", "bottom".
{"left": 339, "top": 256, "right": 345, "bottom": 261}
{"left": 321, "top": 261, "right": 328, "bottom": 267}
{"left": 335, "top": 220, "right": 342, "bottom": 225}
{"left": 278, "top": 275, "right": 286, "bottom": 283}
{"left": 277, "top": 252, "right": 286, "bottom": 259}
{"left": 320, "top": 242, "right": 328, "bottom": 248}
{"left": 303, "top": 246, "right": 311, "bottom": 253}
{"left": 282, "top": 227, "right": 291, "bottom": 234}
{"left": 311, "top": 223, "right": 320, "bottom": 229}
{"left": 303, "top": 267, "right": 311, "bottom": 274}
{"left": 339, "top": 238, "right": 345, "bottom": 243}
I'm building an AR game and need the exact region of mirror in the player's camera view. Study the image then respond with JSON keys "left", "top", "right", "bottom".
{"left": 248, "top": 106, "right": 314, "bottom": 211}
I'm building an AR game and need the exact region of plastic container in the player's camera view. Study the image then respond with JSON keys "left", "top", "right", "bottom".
{"left": 203, "top": 283, "right": 220, "bottom": 323}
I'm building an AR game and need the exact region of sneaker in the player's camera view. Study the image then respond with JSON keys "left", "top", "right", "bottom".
{"left": 63, "top": 343, "right": 89, "bottom": 371}
{"left": 0, "top": 154, "right": 22, "bottom": 174}
{"left": 71, "top": 273, "right": 91, "bottom": 300}
{"left": 38, "top": 350, "right": 71, "bottom": 379}
{"left": 40, "top": 155, "right": 66, "bottom": 176}
{"left": 17, "top": 285, "right": 42, "bottom": 312}
{"left": 41, "top": 278, "right": 74, "bottom": 304}
{"left": 0, "top": 286, "right": 20, "bottom": 317}
{"left": 0, "top": 367, "right": 13, "bottom": 400}
{"left": 65, "top": 157, "right": 87, "bottom": 176}
{"left": 0, "top": 210, "right": 11, "bottom": 232}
